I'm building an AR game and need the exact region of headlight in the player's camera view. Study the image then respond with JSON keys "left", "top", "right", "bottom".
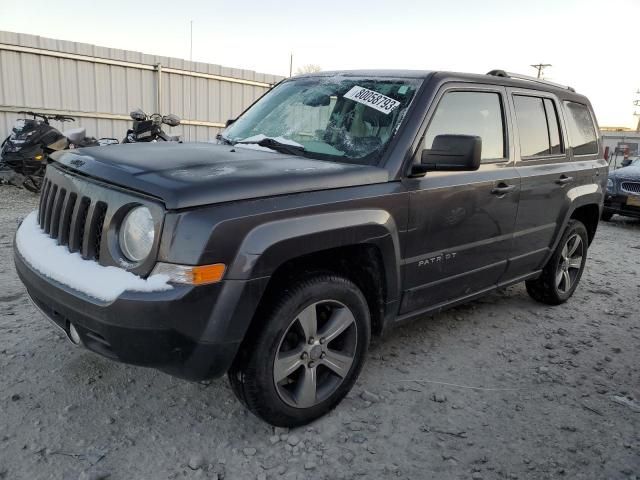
{"left": 119, "top": 206, "right": 155, "bottom": 262}
{"left": 606, "top": 178, "right": 614, "bottom": 191}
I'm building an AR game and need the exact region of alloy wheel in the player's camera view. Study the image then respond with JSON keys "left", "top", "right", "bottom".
{"left": 273, "top": 300, "right": 358, "bottom": 409}
{"left": 556, "top": 233, "right": 584, "bottom": 294}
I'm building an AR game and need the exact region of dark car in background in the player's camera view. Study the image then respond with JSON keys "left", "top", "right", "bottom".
{"left": 603, "top": 158, "right": 640, "bottom": 220}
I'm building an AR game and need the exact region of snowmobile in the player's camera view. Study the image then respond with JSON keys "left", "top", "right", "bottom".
{"left": 122, "top": 109, "right": 182, "bottom": 143}
{"left": 0, "top": 112, "right": 118, "bottom": 192}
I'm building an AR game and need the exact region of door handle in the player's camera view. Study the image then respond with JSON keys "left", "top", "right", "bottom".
{"left": 555, "top": 175, "right": 574, "bottom": 186}
{"left": 491, "top": 184, "right": 516, "bottom": 195}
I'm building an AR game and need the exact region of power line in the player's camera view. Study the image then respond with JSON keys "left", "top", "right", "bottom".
{"left": 530, "top": 63, "right": 551, "bottom": 79}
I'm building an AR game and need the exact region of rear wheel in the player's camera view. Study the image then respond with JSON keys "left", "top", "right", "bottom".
{"left": 228, "top": 273, "right": 370, "bottom": 427}
{"left": 526, "top": 219, "right": 588, "bottom": 305}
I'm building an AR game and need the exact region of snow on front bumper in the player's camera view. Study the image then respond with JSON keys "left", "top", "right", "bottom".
{"left": 15, "top": 211, "right": 172, "bottom": 302}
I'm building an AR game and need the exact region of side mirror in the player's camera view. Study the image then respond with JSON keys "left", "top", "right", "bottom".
{"left": 604, "top": 146, "right": 610, "bottom": 161}
{"left": 162, "top": 114, "right": 181, "bottom": 127}
{"left": 130, "top": 109, "right": 146, "bottom": 121}
{"left": 225, "top": 118, "right": 236, "bottom": 128}
{"left": 419, "top": 134, "right": 482, "bottom": 172}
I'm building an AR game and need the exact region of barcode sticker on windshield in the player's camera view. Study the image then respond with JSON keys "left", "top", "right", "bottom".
{"left": 343, "top": 86, "right": 401, "bottom": 115}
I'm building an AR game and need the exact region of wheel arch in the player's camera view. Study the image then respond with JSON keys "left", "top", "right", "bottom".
{"left": 226, "top": 210, "right": 402, "bottom": 353}
{"left": 226, "top": 209, "right": 402, "bottom": 306}
{"left": 569, "top": 203, "right": 600, "bottom": 245}
{"left": 254, "top": 244, "right": 389, "bottom": 335}
{"left": 556, "top": 184, "right": 603, "bottom": 248}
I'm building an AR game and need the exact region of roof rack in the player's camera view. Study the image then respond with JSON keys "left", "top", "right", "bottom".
{"left": 486, "top": 69, "right": 575, "bottom": 92}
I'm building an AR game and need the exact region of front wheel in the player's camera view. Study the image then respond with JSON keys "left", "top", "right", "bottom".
{"left": 526, "top": 219, "right": 588, "bottom": 305}
{"left": 228, "top": 274, "right": 371, "bottom": 427}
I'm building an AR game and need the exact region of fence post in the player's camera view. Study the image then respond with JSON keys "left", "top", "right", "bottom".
{"left": 155, "top": 63, "right": 163, "bottom": 113}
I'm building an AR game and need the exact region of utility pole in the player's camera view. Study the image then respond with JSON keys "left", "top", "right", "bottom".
{"left": 634, "top": 90, "right": 640, "bottom": 132}
{"left": 190, "top": 20, "right": 193, "bottom": 62}
{"left": 531, "top": 63, "right": 551, "bottom": 79}
{"left": 289, "top": 53, "right": 293, "bottom": 77}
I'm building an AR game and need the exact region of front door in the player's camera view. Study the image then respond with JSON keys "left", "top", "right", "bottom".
{"left": 400, "top": 86, "right": 520, "bottom": 315}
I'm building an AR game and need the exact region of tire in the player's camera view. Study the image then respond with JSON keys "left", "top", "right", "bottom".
{"left": 601, "top": 210, "right": 613, "bottom": 221}
{"left": 228, "top": 273, "right": 371, "bottom": 427}
{"left": 525, "top": 219, "right": 589, "bottom": 305}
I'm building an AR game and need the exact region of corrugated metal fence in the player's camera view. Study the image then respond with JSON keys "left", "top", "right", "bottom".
{"left": 0, "top": 31, "right": 284, "bottom": 142}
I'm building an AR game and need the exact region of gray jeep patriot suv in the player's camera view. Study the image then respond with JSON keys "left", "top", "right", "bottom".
{"left": 14, "top": 69, "right": 607, "bottom": 426}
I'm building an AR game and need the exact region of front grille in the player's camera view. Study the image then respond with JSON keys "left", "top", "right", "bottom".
{"left": 621, "top": 181, "right": 640, "bottom": 195}
{"left": 33, "top": 163, "right": 163, "bottom": 275}
{"left": 37, "top": 176, "right": 107, "bottom": 262}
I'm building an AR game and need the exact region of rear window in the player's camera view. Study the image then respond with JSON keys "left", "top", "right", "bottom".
{"left": 564, "top": 101, "right": 598, "bottom": 155}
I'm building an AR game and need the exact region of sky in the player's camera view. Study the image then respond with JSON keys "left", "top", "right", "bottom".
{"left": 1, "top": 0, "right": 639, "bottom": 128}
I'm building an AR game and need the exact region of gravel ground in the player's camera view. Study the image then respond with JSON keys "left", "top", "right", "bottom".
{"left": 1, "top": 185, "right": 639, "bottom": 480}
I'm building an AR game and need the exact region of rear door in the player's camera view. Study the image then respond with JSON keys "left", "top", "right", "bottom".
{"left": 504, "top": 90, "right": 576, "bottom": 279}
{"left": 400, "top": 85, "right": 520, "bottom": 314}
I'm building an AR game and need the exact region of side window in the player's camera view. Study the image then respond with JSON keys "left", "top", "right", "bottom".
{"left": 543, "top": 99, "right": 563, "bottom": 154}
{"left": 564, "top": 101, "right": 598, "bottom": 155}
{"left": 514, "top": 95, "right": 565, "bottom": 158}
{"left": 423, "top": 91, "right": 505, "bottom": 161}
{"left": 513, "top": 96, "right": 547, "bottom": 157}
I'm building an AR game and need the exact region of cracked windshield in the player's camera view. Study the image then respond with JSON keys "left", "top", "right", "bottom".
{"left": 223, "top": 76, "right": 422, "bottom": 164}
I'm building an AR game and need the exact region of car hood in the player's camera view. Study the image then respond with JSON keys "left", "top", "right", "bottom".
{"left": 609, "top": 165, "right": 640, "bottom": 181}
{"left": 51, "top": 142, "right": 389, "bottom": 209}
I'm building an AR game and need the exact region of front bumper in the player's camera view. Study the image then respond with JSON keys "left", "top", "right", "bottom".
{"left": 604, "top": 192, "right": 640, "bottom": 219}
{"left": 14, "top": 249, "right": 243, "bottom": 381}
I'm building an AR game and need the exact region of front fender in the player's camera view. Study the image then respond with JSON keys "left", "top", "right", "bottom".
{"left": 226, "top": 209, "right": 402, "bottom": 303}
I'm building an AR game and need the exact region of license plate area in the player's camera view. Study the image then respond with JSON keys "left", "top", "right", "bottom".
{"left": 626, "top": 195, "right": 640, "bottom": 207}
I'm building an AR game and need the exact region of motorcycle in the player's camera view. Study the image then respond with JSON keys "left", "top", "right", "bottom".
{"left": 122, "top": 109, "right": 182, "bottom": 143}
{"left": 0, "top": 111, "right": 118, "bottom": 192}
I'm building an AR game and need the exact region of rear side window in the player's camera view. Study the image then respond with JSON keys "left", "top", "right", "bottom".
{"left": 544, "top": 99, "right": 562, "bottom": 154}
{"left": 423, "top": 91, "right": 505, "bottom": 161}
{"left": 564, "top": 101, "right": 598, "bottom": 155}
{"left": 513, "top": 95, "right": 564, "bottom": 157}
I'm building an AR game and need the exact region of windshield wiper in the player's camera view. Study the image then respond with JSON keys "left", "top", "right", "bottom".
{"left": 236, "top": 137, "right": 306, "bottom": 156}
{"left": 216, "top": 133, "right": 233, "bottom": 145}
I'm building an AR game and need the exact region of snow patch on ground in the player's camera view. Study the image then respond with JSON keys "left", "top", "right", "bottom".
{"left": 15, "top": 211, "right": 172, "bottom": 302}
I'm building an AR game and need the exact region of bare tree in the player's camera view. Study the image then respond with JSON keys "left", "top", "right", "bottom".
{"left": 295, "top": 64, "right": 322, "bottom": 75}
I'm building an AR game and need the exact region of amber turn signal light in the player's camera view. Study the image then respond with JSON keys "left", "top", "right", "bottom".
{"left": 191, "top": 264, "right": 226, "bottom": 284}
{"left": 151, "top": 262, "right": 226, "bottom": 285}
